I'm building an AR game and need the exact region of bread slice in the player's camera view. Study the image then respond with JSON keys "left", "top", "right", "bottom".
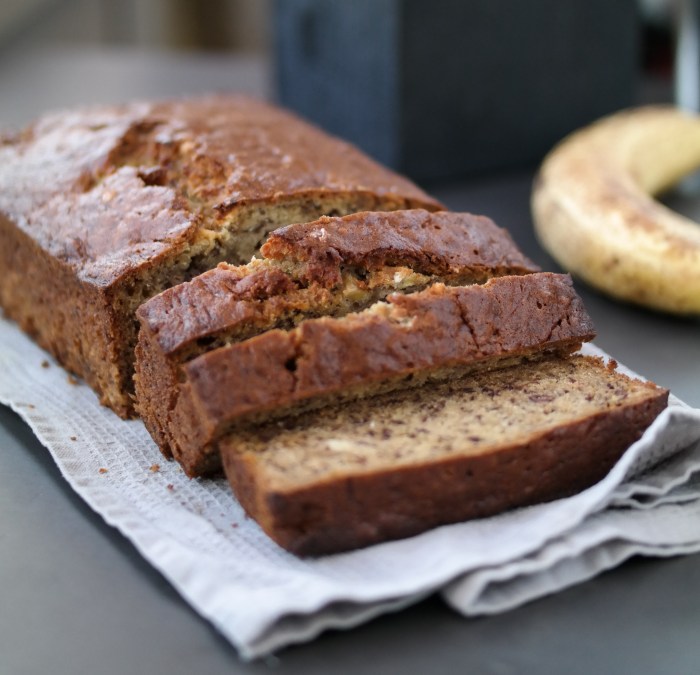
{"left": 0, "top": 95, "right": 439, "bottom": 416}
{"left": 136, "top": 209, "right": 538, "bottom": 362}
{"left": 134, "top": 210, "right": 594, "bottom": 477}
{"left": 221, "top": 355, "right": 669, "bottom": 556}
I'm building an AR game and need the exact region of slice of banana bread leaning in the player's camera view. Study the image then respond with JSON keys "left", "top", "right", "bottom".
{"left": 134, "top": 209, "right": 596, "bottom": 477}
{"left": 0, "top": 95, "right": 440, "bottom": 417}
{"left": 221, "top": 355, "right": 669, "bottom": 556}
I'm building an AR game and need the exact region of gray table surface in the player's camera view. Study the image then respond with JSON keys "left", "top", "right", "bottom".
{"left": 1, "top": 48, "right": 699, "bottom": 675}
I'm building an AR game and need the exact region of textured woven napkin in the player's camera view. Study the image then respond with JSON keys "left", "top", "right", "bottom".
{"left": 1, "top": 314, "right": 699, "bottom": 660}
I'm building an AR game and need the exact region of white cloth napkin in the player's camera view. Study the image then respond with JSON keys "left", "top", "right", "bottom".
{"left": 1, "top": 314, "right": 699, "bottom": 661}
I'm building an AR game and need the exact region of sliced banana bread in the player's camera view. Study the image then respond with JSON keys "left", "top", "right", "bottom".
{"left": 221, "top": 355, "right": 668, "bottom": 556}
{"left": 0, "top": 95, "right": 439, "bottom": 416}
{"left": 134, "top": 210, "right": 594, "bottom": 477}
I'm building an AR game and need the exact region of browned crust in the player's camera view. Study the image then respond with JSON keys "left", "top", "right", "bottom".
{"left": 137, "top": 209, "right": 540, "bottom": 358}
{"left": 161, "top": 273, "right": 595, "bottom": 476}
{"left": 224, "top": 385, "right": 668, "bottom": 556}
{"left": 136, "top": 264, "right": 312, "bottom": 359}
{"left": 0, "top": 95, "right": 441, "bottom": 286}
{"left": 260, "top": 209, "right": 538, "bottom": 282}
{"left": 133, "top": 320, "right": 180, "bottom": 457}
{"left": 0, "top": 213, "right": 132, "bottom": 415}
{"left": 1, "top": 96, "right": 441, "bottom": 416}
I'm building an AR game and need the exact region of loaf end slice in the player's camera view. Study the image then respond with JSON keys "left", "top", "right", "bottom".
{"left": 221, "top": 356, "right": 668, "bottom": 556}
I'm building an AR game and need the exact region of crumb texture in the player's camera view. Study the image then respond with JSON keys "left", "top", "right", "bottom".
{"left": 231, "top": 356, "right": 657, "bottom": 479}
{"left": 134, "top": 209, "right": 560, "bottom": 476}
{"left": 137, "top": 209, "right": 540, "bottom": 358}
{"left": 185, "top": 272, "right": 594, "bottom": 427}
{"left": 222, "top": 356, "right": 668, "bottom": 556}
{"left": 136, "top": 266, "right": 594, "bottom": 477}
{"left": 0, "top": 95, "right": 439, "bottom": 286}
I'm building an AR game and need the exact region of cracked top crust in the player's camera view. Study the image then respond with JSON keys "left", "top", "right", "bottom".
{"left": 0, "top": 95, "right": 440, "bottom": 287}
{"left": 180, "top": 273, "right": 595, "bottom": 430}
{"left": 136, "top": 209, "right": 539, "bottom": 356}
{"left": 261, "top": 209, "right": 537, "bottom": 279}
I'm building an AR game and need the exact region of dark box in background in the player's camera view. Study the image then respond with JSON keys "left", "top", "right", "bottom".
{"left": 274, "top": 0, "right": 640, "bottom": 182}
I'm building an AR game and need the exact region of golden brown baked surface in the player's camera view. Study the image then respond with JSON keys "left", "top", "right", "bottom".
{"left": 222, "top": 355, "right": 668, "bottom": 556}
{"left": 260, "top": 209, "right": 537, "bottom": 280}
{"left": 168, "top": 272, "right": 593, "bottom": 476}
{"left": 0, "top": 95, "right": 440, "bottom": 416}
{"left": 134, "top": 209, "right": 592, "bottom": 478}
{"left": 137, "top": 209, "right": 538, "bottom": 358}
{"left": 0, "top": 95, "right": 439, "bottom": 285}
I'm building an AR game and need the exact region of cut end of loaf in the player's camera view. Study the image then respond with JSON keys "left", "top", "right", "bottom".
{"left": 222, "top": 355, "right": 668, "bottom": 556}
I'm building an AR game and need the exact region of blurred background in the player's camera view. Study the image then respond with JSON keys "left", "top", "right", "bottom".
{"left": 0, "top": 0, "right": 271, "bottom": 53}
{"left": 0, "top": 0, "right": 690, "bottom": 181}
{"left": 0, "top": 0, "right": 675, "bottom": 61}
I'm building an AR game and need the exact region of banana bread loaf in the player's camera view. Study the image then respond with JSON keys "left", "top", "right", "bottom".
{"left": 134, "top": 210, "right": 595, "bottom": 477}
{"left": 222, "top": 355, "right": 669, "bottom": 556}
{"left": 0, "top": 95, "right": 440, "bottom": 417}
